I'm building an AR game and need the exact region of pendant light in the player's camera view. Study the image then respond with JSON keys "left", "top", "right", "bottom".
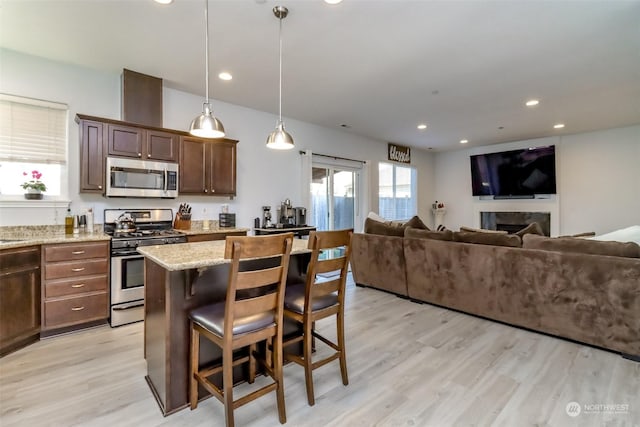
{"left": 189, "top": 0, "right": 225, "bottom": 139}
{"left": 266, "top": 6, "right": 294, "bottom": 150}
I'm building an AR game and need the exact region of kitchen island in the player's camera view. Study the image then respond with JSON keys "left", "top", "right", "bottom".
{"left": 137, "top": 239, "right": 311, "bottom": 416}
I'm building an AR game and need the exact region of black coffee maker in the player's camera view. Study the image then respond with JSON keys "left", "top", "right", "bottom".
{"left": 294, "top": 207, "right": 307, "bottom": 226}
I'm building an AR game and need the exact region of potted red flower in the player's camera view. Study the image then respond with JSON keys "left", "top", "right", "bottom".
{"left": 21, "top": 170, "right": 47, "bottom": 200}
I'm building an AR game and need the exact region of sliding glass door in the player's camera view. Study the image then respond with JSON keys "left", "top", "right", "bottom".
{"left": 311, "top": 166, "right": 358, "bottom": 231}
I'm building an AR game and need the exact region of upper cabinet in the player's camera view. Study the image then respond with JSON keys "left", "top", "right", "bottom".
{"left": 77, "top": 117, "right": 106, "bottom": 193}
{"left": 107, "top": 123, "right": 178, "bottom": 162}
{"left": 76, "top": 114, "right": 237, "bottom": 197}
{"left": 179, "top": 137, "right": 237, "bottom": 197}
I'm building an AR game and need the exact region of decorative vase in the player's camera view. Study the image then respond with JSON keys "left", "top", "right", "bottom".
{"left": 24, "top": 189, "right": 43, "bottom": 200}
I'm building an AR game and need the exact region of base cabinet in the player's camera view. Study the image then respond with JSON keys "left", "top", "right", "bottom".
{"left": 0, "top": 246, "right": 41, "bottom": 357}
{"left": 42, "top": 242, "right": 109, "bottom": 333}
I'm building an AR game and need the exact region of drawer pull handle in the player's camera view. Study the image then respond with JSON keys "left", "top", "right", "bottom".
{"left": 71, "top": 283, "right": 85, "bottom": 288}
{"left": 72, "top": 250, "right": 85, "bottom": 255}
{"left": 71, "top": 267, "right": 85, "bottom": 272}
{"left": 71, "top": 306, "right": 85, "bottom": 311}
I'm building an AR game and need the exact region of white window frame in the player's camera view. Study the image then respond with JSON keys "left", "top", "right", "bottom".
{"left": 0, "top": 93, "right": 70, "bottom": 206}
{"left": 378, "top": 162, "right": 417, "bottom": 221}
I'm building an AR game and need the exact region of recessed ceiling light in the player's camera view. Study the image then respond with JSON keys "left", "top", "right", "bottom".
{"left": 460, "top": 139, "right": 468, "bottom": 144}
{"left": 218, "top": 72, "right": 232, "bottom": 81}
{"left": 417, "top": 124, "right": 427, "bottom": 130}
{"left": 324, "top": 0, "right": 343, "bottom": 4}
{"left": 154, "top": 0, "right": 173, "bottom": 4}
{"left": 525, "top": 99, "right": 539, "bottom": 107}
{"left": 553, "top": 123, "right": 565, "bottom": 129}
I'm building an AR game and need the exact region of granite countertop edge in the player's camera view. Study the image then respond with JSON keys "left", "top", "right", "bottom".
{"left": 138, "top": 239, "right": 310, "bottom": 271}
{"left": 0, "top": 233, "right": 111, "bottom": 249}
{"left": 179, "top": 227, "right": 249, "bottom": 236}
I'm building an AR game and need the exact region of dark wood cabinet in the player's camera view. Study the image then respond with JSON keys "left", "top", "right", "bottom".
{"left": 107, "top": 124, "right": 178, "bottom": 162}
{"left": 77, "top": 118, "right": 106, "bottom": 193}
{"left": 42, "top": 242, "right": 109, "bottom": 333}
{"left": 0, "top": 246, "right": 41, "bottom": 357}
{"left": 179, "top": 137, "right": 237, "bottom": 196}
{"left": 76, "top": 114, "right": 236, "bottom": 196}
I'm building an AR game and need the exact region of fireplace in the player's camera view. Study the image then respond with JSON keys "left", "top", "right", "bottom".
{"left": 480, "top": 211, "right": 551, "bottom": 236}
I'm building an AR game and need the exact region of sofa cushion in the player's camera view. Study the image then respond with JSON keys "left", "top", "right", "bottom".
{"left": 523, "top": 234, "right": 640, "bottom": 258}
{"left": 459, "top": 226, "right": 507, "bottom": 234}
{"left": 404, "top": 215, "right": 429, "bottom": 230}
{"left": 515, "top": 222, "right": 545, "bottom": 237}
{"left": 364, "top": 217, "right": 405, "bottom": 236}
{"left": 405, "top": 226, "right": 453, "bottom": 241}
{"left": 453, "top": 231, "right": 522, "bottom": 247}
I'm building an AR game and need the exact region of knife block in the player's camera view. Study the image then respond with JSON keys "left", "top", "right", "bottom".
{"left": 173, "top": 215, "right": 191, "bottom": 230}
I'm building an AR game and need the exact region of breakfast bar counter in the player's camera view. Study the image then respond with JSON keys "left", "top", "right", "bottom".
{"left": 137, "top": 239, "right": 311, "bottom": 416}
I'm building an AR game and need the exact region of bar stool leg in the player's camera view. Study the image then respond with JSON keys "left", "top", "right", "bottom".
{"left": 223, "top": 345, "right": 235, "bottom": 427}
{"left": 190, "top": 326, "right": 200, "bottom": 410}
{"left": 274, "top": 336, "right": 287, "bottom": 423}
{"left": 337, "top": 312, "right": 348, "bottom": 386}
{"left": 303, "top": 318, "right": 315, "bottom": 406}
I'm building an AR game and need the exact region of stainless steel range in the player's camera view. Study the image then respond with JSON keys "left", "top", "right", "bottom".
{"left": 104, "top": 208, "right": 187, "bottom": 327}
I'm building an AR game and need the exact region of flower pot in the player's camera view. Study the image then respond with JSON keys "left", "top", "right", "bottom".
{"left": 24, "top": 189, "right": 43, "bottom": 200}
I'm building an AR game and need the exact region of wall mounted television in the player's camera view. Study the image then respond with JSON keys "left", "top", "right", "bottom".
{"left": 470, "top": 145, "right": 557, "bottom": 197}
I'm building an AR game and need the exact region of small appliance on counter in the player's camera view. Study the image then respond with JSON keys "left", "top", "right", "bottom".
{"left": 279, "top": 198, "right": 295, "bottom": 227}
{"left": 262, "top": 206, "right": 273, "bottom": 228}
{"left": 294, "top": 207, "right": 307, "bottom": 226}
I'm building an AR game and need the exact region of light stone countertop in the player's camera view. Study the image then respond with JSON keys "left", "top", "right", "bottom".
{"left": 0, "top": 225, "right": 110, "bottom": 249}
{"left": 137, "top": 238, "right": 310, "bottom": 271}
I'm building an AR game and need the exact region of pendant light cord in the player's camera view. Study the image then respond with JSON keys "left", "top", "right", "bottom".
{"left": 204, "top": 0, "right": 210, "bottom": 105}
{"left": 278, "top": 14, "right": 283, "bottom": 122}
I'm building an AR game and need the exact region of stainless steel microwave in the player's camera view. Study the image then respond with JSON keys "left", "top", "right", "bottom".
{"left": 106, "top": 157, "right": 178, "bottom": 198}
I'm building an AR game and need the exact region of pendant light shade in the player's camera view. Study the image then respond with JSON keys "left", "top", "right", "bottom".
{"left": 190, "top": 0, "right": 225, "bottom": 139}
{"left": 266, "top": 6, "right": 294, "bottom": 150}
{"left": 266, "top": 121, "right": 295, "bottom": 149}
{"left": 190, "top": 102, "right": 225, "bottom": 138}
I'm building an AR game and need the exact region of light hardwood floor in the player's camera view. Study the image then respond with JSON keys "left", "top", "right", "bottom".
{"left": 1, "top": 277, "right": 638, "bottom": 427}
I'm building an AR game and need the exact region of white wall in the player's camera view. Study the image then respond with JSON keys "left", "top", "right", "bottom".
{"left": 434, "top": 126, "right": 640, "bottom": 236}
{"left": 0, "top": 49, "right": 437, "bottom": 230}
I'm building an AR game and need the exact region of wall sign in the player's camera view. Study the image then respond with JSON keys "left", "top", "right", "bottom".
{"left": 388, "top": 143, "right": 411, "bottom": 164}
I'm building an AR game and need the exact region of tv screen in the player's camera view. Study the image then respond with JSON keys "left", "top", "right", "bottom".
{"left": 470, "top": 145, "right": 556, "bottom": 197}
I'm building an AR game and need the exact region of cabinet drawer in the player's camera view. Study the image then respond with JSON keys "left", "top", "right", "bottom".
{"left": 44, "top": 242, "right": 108, "bottom": 262}
{"left": 44, "top": 275, "right": 108, "bottom": 299}
{"left": 45, "top": 258, "right": 108, "bottom": 280}
{"left": 0, "top": 246, "right": 40, "bottom": 271}
{"left": 43, "top": 292, "right": 108, "bottom": 329}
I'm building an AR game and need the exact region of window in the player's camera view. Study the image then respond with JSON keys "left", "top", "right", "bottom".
{"left": 0, "top": 94, "right": 68, "bottom": 199}
{"left": 378, "top": 162, "right": 417, "bottom": 220}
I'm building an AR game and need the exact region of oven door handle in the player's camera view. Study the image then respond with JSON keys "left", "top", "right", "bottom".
{"left": 113, "top": 301, "right": 144, "bottom": 311}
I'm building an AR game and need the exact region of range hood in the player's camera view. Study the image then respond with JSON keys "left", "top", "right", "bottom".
{"left": 121, "top": 69, "right": 163, "bottom": 127}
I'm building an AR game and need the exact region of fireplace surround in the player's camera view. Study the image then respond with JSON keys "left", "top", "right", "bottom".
{"left": 481, "top": 211, "right": 551, "bottom": 236}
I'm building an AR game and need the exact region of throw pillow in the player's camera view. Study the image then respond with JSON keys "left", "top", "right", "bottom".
{"left": 453, "top": 231, "right": 522, "bottom": 248}
{"left": 404, "top": 215, "right": 430, "bottom": 230}
{"left": 523, "top": 234, "right": 640, "bottom": 258}
{"left": 366, "top": 211, "right": 389, "bottom": 224}
{"left": 364, "top": 217, "right": 404, "bottom": 237}
{"left": 405, "top": 226, "right": 453, "bottom": 241}
{"left": 586, "top": 225, "right": 640, "bottom": 245}
{"left": 515, "top": 222, "right": 545, "bottom": 238}
{"left": 459, "top": 226, "right": 508, "bottom": 234}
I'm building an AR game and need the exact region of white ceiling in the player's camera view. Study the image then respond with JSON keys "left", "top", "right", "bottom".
{"left": 2, "top": 0, "right": 639, "bottom": 152}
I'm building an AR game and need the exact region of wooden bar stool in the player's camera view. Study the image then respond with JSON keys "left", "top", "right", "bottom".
{"left": 282, "top": 229, "right": 353, "bottom": 406}
{"left": 189, "top": 233, "right": 294, "bottom": 427}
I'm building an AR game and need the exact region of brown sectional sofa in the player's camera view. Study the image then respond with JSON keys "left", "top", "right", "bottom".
{"left": 351, "top": 227, "right": 640, "bottom": 359}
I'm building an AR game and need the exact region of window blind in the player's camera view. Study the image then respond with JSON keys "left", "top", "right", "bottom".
{"left": 0, "top": 94, "right": 68, "bottom": 164}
